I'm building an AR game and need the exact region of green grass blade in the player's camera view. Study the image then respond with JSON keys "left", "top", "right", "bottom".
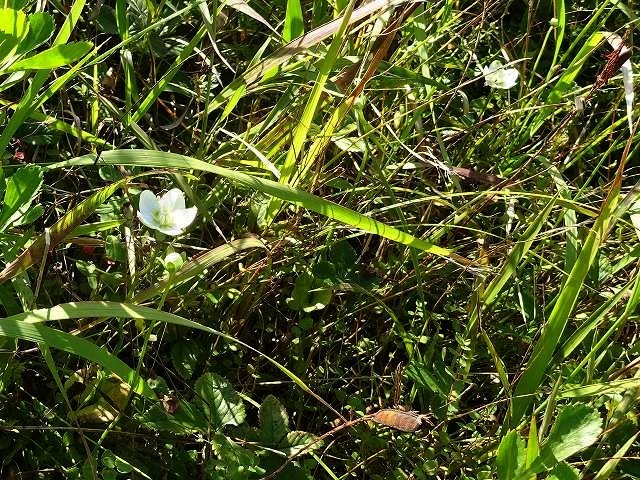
{"left": 130, "top": 25, "right": 207, "bottom": 124}
{"left": 0, "top": 177, "right": 130, "bottom": 284}
{"left": 132, "top": 236, "right": 267, "bottom": 302}
{"left": 549, "top": 0, "right": 566, "bottom": 77}
{"left": 0, "top": 319, "right": 154, "bottom": 398}
{"left": 529, "top": 31, "right": 604, "bottom": 137}
{"left": 482, "top": 200, "right": 555, "bottom": 306}
{"left": 5, "top": 42, "right": 92, "bottom": 71}
{"left": 48, "top": 150, "right": 469, "bottom": 264}
{"left": 6, "top": 301, "right": 343, "bottom": 419}
{"left": 265, "top": 0, "right": 355, "bottom": 222}
{"left": 283, "top": 0, "right": 304, "bottom": 41}
{"left": 204, "top": 0, "right": 406, "bottom": 115}
{"left": 510, "top": 180, "right": 622, "bottom": 424}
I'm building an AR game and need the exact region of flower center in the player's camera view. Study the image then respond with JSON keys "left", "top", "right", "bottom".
{"left": 152, "top": 205, "right": 174, "bottom": 227}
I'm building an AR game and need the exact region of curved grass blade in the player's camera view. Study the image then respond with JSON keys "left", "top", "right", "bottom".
{"left": 132, "top": 236, "right": 267, "bottom": 302}
{"left": 510, "top": 140, "right": 629, "bottom": 425}
{"left": 48, "top": 150, "right": 470, "bottom": 265}
{"left": 265, "top": 0, "right": 356, "bottom": 222}
{"left": 6, "top": 301, "right": 343, "bottom": 420}
{"left": 0, "top": 319, "right": 154, "bottom": 398}
{"left": 205, "top": 0, "right": 411, "bottom": 115}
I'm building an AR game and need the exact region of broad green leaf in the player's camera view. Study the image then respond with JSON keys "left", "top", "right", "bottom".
{"left": 0, "top": 8, "right": 28, "bottom": 41}
{"left": 0, "top": 8, "right": 27, "bottom": 67}
{"left": 0, "top": 319, "right": 154, "bottom": 398}
{"left": 546, "top": 462, "right": 580, "bottom": 480}
{"left": 137, "top": 400, "right": 208, "bottom": 434}
{"left": 170, "top": 340, "right": 202, "bottom": 380}
{"left": 14, "top": 204, "right": 43, "bottom": 227}
{"left": 0, "top": 164, "right": 43, "bottom": 231}
{"left": 283, "top": 0, "right": 304, "bottom": 41}
{"left": 497, "top": 430, "right": 526, "bottom": 480}
{"left": 259, "top": 395, "right": 289, "bottom": 445}
{"left": 210, "top": 432, "right": 263, "bottom": 479}
{"left": 16, "top": 12, "right": 54, "bottom": 55}
{"left": 7, "top": 41, "right": 92, "bottom": 71}
{"left": 539, "top": 404, "right": 602, "bottom": 467}
{"left": 194, "top": 373, "right": 246, "bottom": 429}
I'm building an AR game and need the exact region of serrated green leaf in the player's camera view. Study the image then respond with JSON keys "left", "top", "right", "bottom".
{"left": 17, "top": 12, "right": 53, "bottom": 55}
{"left": 194, "top": 373, "right": 245, "bottom": 429}
{"left": 7, "top": 41, "right": 92, "bottom": 71}
{"left": 0, "top": 164, "right": 43, "bottom": 231}
{"left": 209, "top": 432, "right": 264, "bottom": 480}
{"left": 497, "top": 430, "right": 526, "bottom": 480}
{"left": 259, "top": 395, "right": 289, "bottom": 445}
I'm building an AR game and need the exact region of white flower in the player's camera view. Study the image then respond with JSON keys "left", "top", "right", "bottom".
{"left": 482, "top": 60, "right": 519, "bottom": 89}
{"left": 137, "top": 188, "right": 197, "bottom": 236}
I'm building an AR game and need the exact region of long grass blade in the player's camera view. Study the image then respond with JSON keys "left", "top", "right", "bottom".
{"left": 48, "top": 150, "right": 470, "bottom": 265}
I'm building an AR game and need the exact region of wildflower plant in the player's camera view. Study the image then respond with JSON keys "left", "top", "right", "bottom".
{"left": 481, "top": 60, "right": 519, "bottom": 89}
{"left": 137, "top": 188, "right": 197, "bottom": 236}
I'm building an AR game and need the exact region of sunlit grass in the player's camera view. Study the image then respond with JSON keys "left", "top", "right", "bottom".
{"left": 0, "top": 0, "right": 638, "bottom": 478}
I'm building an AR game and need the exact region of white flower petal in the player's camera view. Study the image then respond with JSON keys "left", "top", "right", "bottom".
{"left": 157, "top": 226, "right": 185, "bottom": 236}
{"left": 137, "top": 209, "right": 160, "bottom": 230}
{"left": 503, "top": 69, "right": 519, "bottom": 88}
{"left": 138, "top": 190, "right": 159, "bottom": 220}
{"left": 170, "top": 206, "right": 198, "bottom": 230}
{"left": 482, "top": 60, "right": 519, "bottom": 89}
{"left": 159, "top": 188, "right": 186, "bottom": 210}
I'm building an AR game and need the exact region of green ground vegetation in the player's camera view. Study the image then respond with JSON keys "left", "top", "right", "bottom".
{"left": 0, "top": 0, "right": 639, "bottom": 479}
